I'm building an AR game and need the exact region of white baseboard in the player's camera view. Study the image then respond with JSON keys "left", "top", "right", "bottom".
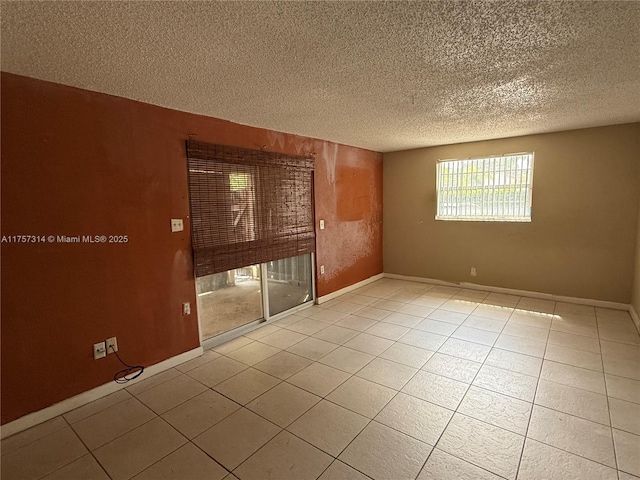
{"left": 384, "top": 273, "right": 466, "bottom": 288}
{"left": 384, "top": 273, "right": 629, "bottom": 311}
{"left": 630, "top": 305, "right": 640, "bottom": 332}
{"left": 316, "top": 273, "right": 384, "bottom": 304}
{"left": 1, "top": 346, "right": 203, "bottom": 439}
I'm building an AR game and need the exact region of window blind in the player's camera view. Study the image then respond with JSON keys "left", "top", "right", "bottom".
{"left": 186, "top": 140, "right": 315, "bottom": 277}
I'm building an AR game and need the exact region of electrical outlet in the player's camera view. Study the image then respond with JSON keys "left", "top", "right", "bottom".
{"left": 470, "top": 267, "right": 477, "bottom": 277}
{"left": 171, "top": 218, "right": 184, "bottom": 232}
{"left": 183, "top": 302, "right": 191, "bottom": 315}
{"left": 106, "top": 337, "right": 118, "bottom": 354}
{"left": 93, "top": 341, "right": 107, "bottom": 360}
{"left": 320, "top": 265, "right": 325, "bottom": 274}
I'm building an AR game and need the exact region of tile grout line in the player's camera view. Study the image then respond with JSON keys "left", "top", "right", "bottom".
{"left": 597, "top": 313, "right": 621, "bottom": 473}
{"left": 140, "top": 419, "right": 233, "bottom": 480}
{"left": 67, "top": 404, "right": 159, "bottom": 451}
{"left": 512, "top": 303, "right": 551, "bottom": 480}
{"left": 60, "top": 391, "right": 133, "bottom": 429}
{"left": 0, "top": 418, "right": 72, "bottom": 460}
{"left": 124, "top": 368, "right": 183, "bottom": 396}
{"left": 122, "top": 416, "right": 216, "bottom": 480}
{"left": 74, "top": 414, "right": 159, "bottom": 473}
{"left": 35, "top": 414, "right": 113, "bottom": 480}
{"left": 414, "top": 298, "right": 520, "bottom": 480}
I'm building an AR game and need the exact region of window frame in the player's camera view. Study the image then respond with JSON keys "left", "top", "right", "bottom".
{"left": 435, "top": 152, "right": 535, "bottom": 223}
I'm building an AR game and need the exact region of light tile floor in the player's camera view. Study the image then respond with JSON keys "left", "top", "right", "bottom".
{"left": 3, "top": 278, "right": 640, "bottom": 480}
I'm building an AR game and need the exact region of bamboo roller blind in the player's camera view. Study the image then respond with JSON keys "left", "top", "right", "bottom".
{"left": 186, "top": 140, "right": 315, "bottom": 277}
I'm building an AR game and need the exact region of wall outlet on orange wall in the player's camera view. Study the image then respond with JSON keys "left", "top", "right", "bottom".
{"left": 171, "top": 219, "right": 184, "bottom": 232}
{"left": 106, "top": 337, "right": 118, "bottom": 353}
{"left": 93, "top": 342, "right": 106, "bottom": 360}
{"left": 183, "top": 302, "right": 191, "bottom": 315}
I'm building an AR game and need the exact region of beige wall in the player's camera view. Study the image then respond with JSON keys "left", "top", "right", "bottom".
{"left": 632, "top": 162, "right": 640, "bottom": 318}
{"left": 384, "top": 123, "right": 640, "bottom": 304}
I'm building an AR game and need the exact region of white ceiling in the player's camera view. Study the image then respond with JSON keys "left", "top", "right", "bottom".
{"left": 2, "top": 1, "right": 639, "bottom": 152}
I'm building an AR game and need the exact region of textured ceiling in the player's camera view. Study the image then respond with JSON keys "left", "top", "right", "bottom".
{"left": 2, "top": 1, "right": 639, "bottom": 152}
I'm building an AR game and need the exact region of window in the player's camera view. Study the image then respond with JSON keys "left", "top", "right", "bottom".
{"left": 436, "top": 153, "right": 534, "bottom": 222}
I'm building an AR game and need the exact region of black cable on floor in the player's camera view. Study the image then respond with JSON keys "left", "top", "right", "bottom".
{"left": 110, "top": 345, "right": 145, "bottom": 384}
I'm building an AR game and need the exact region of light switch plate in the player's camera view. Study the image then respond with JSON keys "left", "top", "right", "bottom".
{"left": 319, "top": 220, "right": 325, "bottom": 230}
{"left": 171, "top": 219, "right": 184, "bottom": 232}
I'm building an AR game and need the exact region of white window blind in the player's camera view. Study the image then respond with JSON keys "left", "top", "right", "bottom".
{"left": 436, "top": 153, "right": 534, "bottom": 222}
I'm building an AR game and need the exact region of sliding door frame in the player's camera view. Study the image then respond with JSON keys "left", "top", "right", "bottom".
{"left": 199, "top": 252, "right": 316, "bottom": 350}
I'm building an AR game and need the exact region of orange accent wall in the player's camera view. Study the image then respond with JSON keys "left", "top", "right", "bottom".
{"left": 0, "top": 72, "right": 383, "bottom": 424}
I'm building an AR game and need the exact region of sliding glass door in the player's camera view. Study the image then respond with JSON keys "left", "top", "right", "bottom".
{"left": 186, "top": 140, "right": 316, "bottom": 344}
{"left": 266, "top": 253, "right": 313, "bottom": 316}
{"left": 196, "top": 264, "right": 263, "bottom": 340}
{"left": 197, "top": 253, "right": 314, "bottom": 342}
